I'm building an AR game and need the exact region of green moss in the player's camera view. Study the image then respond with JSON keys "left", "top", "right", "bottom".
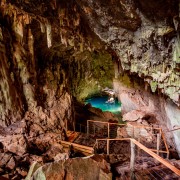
{"left": 119, "top": 74, "right": 132, "bottom": 88}
{"left": 150, "top": 81, "right": 157, "bottom": 92}
{"left": 72, "top": 50, "right": 114, "bottom": 100}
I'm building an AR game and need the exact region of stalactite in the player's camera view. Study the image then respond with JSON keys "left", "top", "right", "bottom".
{"left": 46, "top": 23, "right": 52, "bottom": 48}
{"left": 40, "top": 22, "right": 45, "bottom": 33}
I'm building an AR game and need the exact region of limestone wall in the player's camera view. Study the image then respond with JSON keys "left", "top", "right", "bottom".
{"left": 113, "top": 77, "right": 180, "bottom": 157}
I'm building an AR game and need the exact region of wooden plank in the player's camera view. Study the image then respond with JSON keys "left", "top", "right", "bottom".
{"left": 137, "top": 137, "right": 141, "bottom": 157}
{"left": 60, "top": 140, "right": 94, "bottom": 152}
{"left": 97, "top": 138, "right": 130, "bottom": 141}
{"left": 107, "top": 139, "right": 110, "bottom": 155}
{"left": 108, "top": 123, "right": 110, "bottom": 138}
{"left": 149, "top": 149, "right": 169, "bottom": 154}
{"left": 168, "top": 127, "right": 180, "bottom": 132}
{"left": 87, "top": 120, "right": 121, "bottom": 125}
{"left": 131, "top": 139, "right": 180, "bottom": 176}
{"left": 60, "top": 145, "right": 93, "bottom": 154}
{"left": 130, "top": 140, "right": 135, "bottom": 171}
{"left": 161, "top": 129, "right": 169, "bottom": 153}
{"left": 67, "top": 131, "right": 80, "bottom": 142}
{"left": 157, "top": 133, "right": 160, "bottom": 155}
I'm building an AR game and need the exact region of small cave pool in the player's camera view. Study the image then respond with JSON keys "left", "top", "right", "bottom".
{"left": 85, "top": 96, "right": 121, "bottom": 114}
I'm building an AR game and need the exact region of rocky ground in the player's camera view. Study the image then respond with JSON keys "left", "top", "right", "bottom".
{"left": 0, "top": 104, "right": 179, "bottom": 179}
{"left": 0, "top": 119, "right": 68, "bottom": 179}
{"left": 0, "top": 100, "right": 118, "bottom": 179}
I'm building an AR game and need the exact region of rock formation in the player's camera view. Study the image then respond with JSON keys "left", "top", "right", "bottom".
{"left": 0, "top": 0, "right": 180, "bottom": 179}
{"left": 26, "top": 155, "right": 112, "bottom": 180}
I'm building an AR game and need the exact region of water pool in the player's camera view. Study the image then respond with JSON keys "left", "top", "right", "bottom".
{"left": 85, "top": 96, "right": 121, "bottom": 114}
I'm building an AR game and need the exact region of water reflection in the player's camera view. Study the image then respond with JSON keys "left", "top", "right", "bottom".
{"left": 85, "top": 96, "right": 121, "bottom": 114}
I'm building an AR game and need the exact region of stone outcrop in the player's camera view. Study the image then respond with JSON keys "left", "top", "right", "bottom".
{"left": 27, "top": 155, "right": 112, "bottom": 180}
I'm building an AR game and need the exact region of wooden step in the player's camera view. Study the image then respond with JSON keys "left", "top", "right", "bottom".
{"left": 60, "top": 140, "right": 94, "bottom": 155}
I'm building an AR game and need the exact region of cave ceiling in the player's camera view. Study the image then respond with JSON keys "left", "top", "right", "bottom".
{"left": 0, "top": 0, "right": 180, "bottom": 105}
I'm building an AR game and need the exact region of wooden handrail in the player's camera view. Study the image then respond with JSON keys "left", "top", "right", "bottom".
{"left": 95, "top": 138, "right": 180, "bottom": 176}
{"left": 96, "top": 138, "right": 168, "bottom": 154}
{"left": 87, "top": 120, "right": 161, "bottom": 130}
{"left": 149, "top": 149, "right": 169, "bottom": 154}
{"left": 87, "top": 120, "right": 168, "bottom": 152}
{"left": 87, "top": 120, "right": 122, "bottom": 125}
{"left": 167, "top": 127, "right": 180, "bottom": 132}
{"left": 131, "top": 139, "right": 180, "bottom": 176}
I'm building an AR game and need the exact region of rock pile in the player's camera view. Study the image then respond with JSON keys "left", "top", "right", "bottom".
{"left": 0, "top": 119, "right": 67, "bottom": 179}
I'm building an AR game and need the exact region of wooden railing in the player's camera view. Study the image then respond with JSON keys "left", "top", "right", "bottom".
{"left": 95, "top": 138, "right": 180, "bottom": 177}
{"left": 87, "top": 120, "right": 169, "bottom": 157}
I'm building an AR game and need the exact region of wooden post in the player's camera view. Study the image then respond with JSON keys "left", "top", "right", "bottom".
{"left": 107, "top": 139, "right": 110, "bottom": 155}
{"left": 130, "top": 140, "right": 135, "bottom": 180}
{"left": 132, "top": 126, "right": 134, "bottom": 138}
{"left": 157, "top": 133, "right": 160, "bottom": 155}
{"left": 108, "top": 123, "right": 110, "bottom": 138}
{"left": 87, "top": 121, "right": 89, "bottom": 136}
{"left": 137, "top": 137, "right": 140, "bottom": 157}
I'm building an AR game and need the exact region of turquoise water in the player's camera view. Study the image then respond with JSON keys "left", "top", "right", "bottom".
{"left": 85, "top": 96, "right": 121, "bottom": 114}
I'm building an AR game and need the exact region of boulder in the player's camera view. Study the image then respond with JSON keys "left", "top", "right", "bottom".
{"left": 0, "top": 153, "right": 12, "bottom": 167}
{"left": 53, "top": 153, "right": 69, "bottom": 162}
{"left": 122, "top": 110, "right": 147, "bottom": 122}
{"left": 6, "top": 157, "right": 16, "bottom": 170}
{"left": 0, "top": 134, "right": 27, "bottom": 156}
{"left": 16, "top": 168, "right": 28, "bottom": 177}
{"left": 25, "top": 162, "right": 41, "bottom": 180}
{"left": 27, "top": 155, "right": 112, "bottom": 180}
{"left": 29, "top": 155, "right": 43, "bottom": 164}
{"left": 42, "top": 143, "right": 64, "bottom": 162}
{"left": 5, "top": 120, "right": 27, "bottom": 135}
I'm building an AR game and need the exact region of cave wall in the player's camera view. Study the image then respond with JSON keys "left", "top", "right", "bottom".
{"left": 113, "top": 75, "right": 180, "bottom": 156}
{"left": 76, "top": 0, "right": 180, "bottom": 106}
{"left": 0, "top": 1, "right": 74, "bottom": 132}
{"left": 0, "top": 0, "right": 115, "bottom": 131}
